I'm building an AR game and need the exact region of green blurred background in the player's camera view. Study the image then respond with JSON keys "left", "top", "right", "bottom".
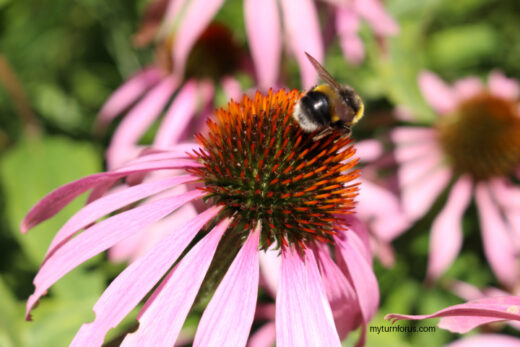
{"left": 1, "top": 0, "right": 519, "bottom": 345}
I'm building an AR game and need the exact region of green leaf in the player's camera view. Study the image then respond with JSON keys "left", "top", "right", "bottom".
{"left": 0, "top": 136, "right": 101, "bottom": 265}
{"left": 428, "top": 24, "right": 498, "bottom": 70}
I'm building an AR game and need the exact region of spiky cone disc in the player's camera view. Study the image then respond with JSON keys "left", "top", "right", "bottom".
{"left": 189, "top": 89, "right": 360, "bottom": 251}
{"left": 438, "top": 93, "right": 520, "bottom": 180}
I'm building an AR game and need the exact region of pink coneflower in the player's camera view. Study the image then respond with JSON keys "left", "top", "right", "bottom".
{"left": 98, "top": 2, "right": 244, "bottom": 169}
{"left": 393, "top": 71, "right": 520, "bottom": 288}
{"left": 23, "top": 89, "right": 379, "bottom": 346}
{"left": 385, "top": 296, "right": 520, "bottom": 335}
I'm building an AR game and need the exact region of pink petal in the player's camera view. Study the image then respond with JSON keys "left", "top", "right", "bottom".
{"left": 418, "top": 71, "right": 458, "bottom": 115}
{"left": 356, "top": 179, "right": 410, "bottom": 242}
{"left": 21, "top": 159, "right": 199, "bottom": 233}
{"left": 394, "top": 140, "right": 441, "bottom": 164}
{"left": 354, "top": 0, "right": 399, "bottom": 36}
{"left": 26, "top": 189, "right": 205, "bottom": 318}
{"left": 335, "top": 234, "right": 379, "bottom": 323}
{"left": 454, "top": 77, "right": 484, "bottom": 101}
{"left": 397, "top": 146, "right": 444, "bottom": 187}
{"left": 221, "top": 76, "right": 243, "bottom": 101}
{"left": 355, "top": 139, "right": 383, "bottom": 163}
{"left": 163, "top": 0, "right": 189, "bottom": 29}
{"left": 194, "top": 230, "right": 260, "bottom": 347}
{"left": 390, "top": 126, "right": 438, "bottom": 145}
{"left": 427, "top": 176, "right": 472, "bottom": 282}
{"left": 401, "top": 167, "right": 452, "bottom": 221}
{"left": 121, "top": 218, "right": 231, "bottom": 347}
{"left": 336, "top": 8, "right": 365, "bottom": 64}
{"left": 446, "top": 334, "right": 520, "bottom": 347}
{"left": 276, "top": 247, "right": 341, "bottom": 347}
{"left": 172, "top": 0, "right": 226, "bottom": 79}
{"left": 476, "top": 183, "right": 519, "bottom": 288}
{"left": 316, "top": 245, "right": 360, "bottom": 339}
{"left": 385, "top": 296, "right": 520, "bottom": 333}
{"left": 96, "top": 67, "right": 162, "bottom": 129}
{"left": 489, "top": 178, "right": 520, "bottom": 210}
{"left": 45, "top": 175, "right": 196, "bottom": 261}
{"left": 109, "top": 202, "right": 199, "bottom": 263}
{"left": 259, "top": 246, "right": 281, "bottom": 297}
{"left": 450, "top": 280, "right": 485, "bottom": 301}
{"left": 280, "top": 0, "right": 324, "bottom": 89}
{"left": 154, "top": 80, "right": 198, "bottom": 147}
{"left": 244, "top": 0, "right": 282, "bottom": 90}
{"left": 339, "top": 215, "right": 371, "bottom": 265}
{"left": 107, "top": 77, "right": 179, "bottom": 168}
{"left": 488, "top": 70, "right": 520, "bottom": 101}
{"left": 248, "top": 322, "right": 276, "bottom": 347}
{"left": 70, "top": 206, "right": 220, "bottom": 347}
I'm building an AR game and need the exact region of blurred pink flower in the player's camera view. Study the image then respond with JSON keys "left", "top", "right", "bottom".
{"left": 245, "top": 0, "right": 399, "bottom": 91}
{"left": 98, "top": 1, "right": 244, "bottom": 170}
{"left": 392, "top": 71, "right": 520, "bottom": 288}
{"left": 23, "top": 90, "right": 379, "bottom": 346}
{"left": 385, "top": 296, "right": 520, "bottom": 334}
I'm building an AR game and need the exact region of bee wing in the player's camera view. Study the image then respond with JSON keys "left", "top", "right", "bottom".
{"left": 304, "top": 52, "right": 342, "bottom": 91}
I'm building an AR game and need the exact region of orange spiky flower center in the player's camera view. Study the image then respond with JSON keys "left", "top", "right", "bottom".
{"left": 438, "top": 93, "right": 520, "bottom": 180}
{"left": 189, "top": 89, "right": 359, "bottom": 250}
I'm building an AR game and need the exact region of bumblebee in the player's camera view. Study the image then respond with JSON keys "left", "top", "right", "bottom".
{"left": 292, "top": 52, "right": 364, "bottom": 139}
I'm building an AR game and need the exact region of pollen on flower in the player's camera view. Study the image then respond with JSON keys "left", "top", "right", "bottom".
{"left": 188, "top": 89, "right": 359, "bottom": 250}
{"left": 438, "top": 93, "right": 520, "bottom": 180}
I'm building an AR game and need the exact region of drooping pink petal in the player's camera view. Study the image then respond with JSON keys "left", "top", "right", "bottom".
{"left": 355, "top": 139, "right": 383, "bottom": 163}
{"left": 109, "top": 202, "right": 199, "bottom": 263}
{"left": 248, "top": 321, "right": 276, "bottom": 347}
{"left": 418, "top": 71, "right": 458, "bottom": 115}
{"left": 446, "top": 334, "right": 520, "bottom": 347}
{"left": 70, "top": 206, "right": 220, "bottom": 347}
{"left": 397, "top": 145, "right": 444, "bottom": 187}
{"left": 221, "top": 76, "right": 243, "bottom": 101}
{"left": 340, "top": 215, "right": 371, "bottom": 263}
{"left": 44, "top": 175, "right": 197, "bottom": 261}
{"left": 171, "top": 0, "right": 226, "bottom": 79}
{"left": 154, "top": 80, "right": 198, "bottom": 147}
{"left": 476, "top": 183, "right": 519, "bottom": 288}
{"left": 21, "top": 159, "right": 199, "bottom": 233}
{"left": 354, "top": 0, "right": 399, "bottom": 36}
{"left": 276, "top": 247, "right": 341, "bottom": 347}
{"left": 454, "top": 77, "right": 484, "bottom": 101}
{"left": 279, "top": 0, "right": 323, "bottom": 89}
{"left": 194, "top": 230, "right": 260, "bottom": 347}
{"left": 26, "top": 189, "right": 205, "bottom": 318}
{"left": 385, "top": 296, "right": 520, "bottom": 333}
{"left": 335, "top": 233, "right": 379, "bottom": 324}
{"left": 107, "top": 76, "right": 179, "bottom": 168}
{"left": 488, "top": 70, "right": 520, "bottom": 101}
{"left": 401, "top": 167, "right": 452, "bottom": 221}
{"left": 316, "top": 245, "right": 360, "bottom": 339}
{"left": 96, "top": 67, "right": 162, "bottom": 129}
{"left": 162, "top": 0, "right": 189, "bottom": 31}
{"left": 390, "top": 127, "right": 438, "bottom": 145}
{"left": 259, "top": 246, "right": 281, "bottom": 296}
{"left": 394, "top": 140, "right": 441, "bottom": 164}
{"left": 427, "top": 176, "right": 472, "bottom": 282}
{"left": 244, "top": 0, "right": 282, "bottom": 90}
{"left": 121, "top": 218, "right": 231, "bottom": 347}
{"left": 489, "top": 178, "right": 520, "bottom": 210}
{"left": 336, "top": 7, "right": 365, "bottom": 64}
{"left": 356, "top": 179, "right": 410, "bottom": 242}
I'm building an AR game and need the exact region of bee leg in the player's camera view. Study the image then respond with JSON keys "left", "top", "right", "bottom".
{"left": 312, "top": 128, "right": 333, "bottom": 141}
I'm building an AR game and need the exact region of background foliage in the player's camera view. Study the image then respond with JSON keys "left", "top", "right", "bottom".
{"left": 0, "top": 0, "right": 519, "bottom": 345}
